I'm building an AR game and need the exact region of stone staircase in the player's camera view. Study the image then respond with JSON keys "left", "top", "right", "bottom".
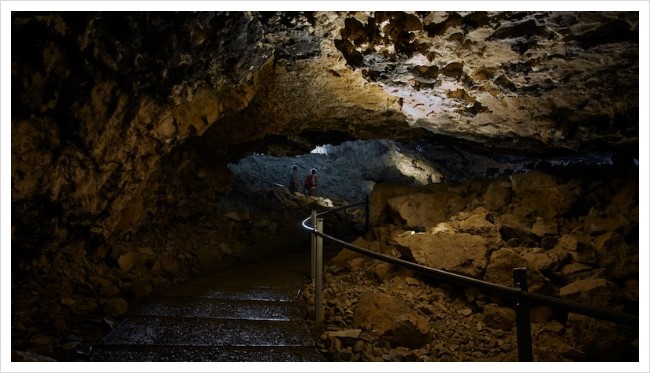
{"left": 89, "top": 249, "right": 324, "bottom": 362}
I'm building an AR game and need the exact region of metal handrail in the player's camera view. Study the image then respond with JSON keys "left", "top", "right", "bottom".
{"left": 300, "top": 196, "right": 639, "bottom": 360}
{"left": 301, "top": 200, "right": 368, "bottom": 228}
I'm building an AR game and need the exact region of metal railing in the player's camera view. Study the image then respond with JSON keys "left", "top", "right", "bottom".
{"left": 300, "top": 196, "right": 639, "bottom": 362}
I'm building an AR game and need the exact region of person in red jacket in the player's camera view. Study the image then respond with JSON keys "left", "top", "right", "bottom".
{"left": 303, "top": 168, "right": 319, "bottom": 196}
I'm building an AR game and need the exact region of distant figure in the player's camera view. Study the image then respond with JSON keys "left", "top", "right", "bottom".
{"left": 303, "top": 168, "right": 319, "bottom": 196}
{"left": 289, "top": 165, "right": 299, "bottom": 193}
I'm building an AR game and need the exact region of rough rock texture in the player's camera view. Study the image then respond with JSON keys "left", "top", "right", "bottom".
{"left": 353, "top": 292, "right": 431, "bottom": 348}
{"left": 11, "top": 12, "right": 638, "bottom": 263}
{"left": 394, "top": 231, "right": 490, "bottom": 278}
{"left": 300, "top": 170, "right": 638, "bottom": 362}
{"left": 9, "top": 10, "right": 639, "bottom": 362}
{"left": 12, "top": 11, "right": 273, "bottom": 260}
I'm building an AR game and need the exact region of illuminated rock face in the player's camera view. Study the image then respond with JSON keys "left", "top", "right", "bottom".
{"left": 332, "top": 11, "right": 639, "bottom": 151}
{"left": 10, "top": 11, "right": 638, "bottom": 292}
{"left": 230, "top": 11, "right": 639, "bottom": 154}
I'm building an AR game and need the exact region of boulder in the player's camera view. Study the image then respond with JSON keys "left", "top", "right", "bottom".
{"left": 88, "top": 275, "right": 120, "bottom": 297}
{"left": 117, "top": 252, "right": 136, "bottom": 272}
{"left": 482, "top": 179, "right": 511, "bottom": 211}
{"left": 552, "top": 233, "right": 598, "bottom": 266}
{"left": 605, "top": 179, "right": 638, "bottom": 220}
{"left": 582, "top": 208, "right": 629, "bottom": 236}
{"left": 484, "top": 247, "right": 554, "bottom": 294}
{"left": 592, "top": 231, "right": 636, "bottom": 279}
{"left": 386, "top": 191, "right": 466, "bottom": 230}
{"left": 531, "top": 217, "right": 558, "bottom": 238}
{"left": 482, "top": 303, "right": 515, "bottom": 331}
{"left": 371, "top": 262, "right": 395, "bottom": 283}
{"left": 104, "top": 297, "right": 128, "bottom": 317}
{"left": 509, "top": 171, "right": 573, "bottom": 219}
{"left": 560, "top": 278, "right": 622, "bottom": 309}
{"left": 369, "top": 183, "right": 423, "bottom": 226}
{"left": 353, "top": 292, "right": 431, "bottom": 348}
{"left": 522, "top": 248, "right": 560, "bottom": 272}
{"left": 457, "top": 207, "right": 497, "bottom": 235}
{"left": 559, "top": 262, "right": 594, "bottom": 278}
{"left": 324, "top": 329, "right": 363, "bottom": 346}
{"left": 499, "top": 210, "right": 534, "bottom": 245}
{"left": 393, "top": 231, "right": 489, "bottom": 278}
{"left": 559, "top": 278, "right": 621, "bottom": 309}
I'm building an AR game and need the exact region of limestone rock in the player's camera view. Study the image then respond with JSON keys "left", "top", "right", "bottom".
{"left": 559, "top": 262, "right": 593, "bottom": 278}
{"left": 482, "top": 179, "right": 511, "bottom": 211}
{"left": 499, "top": 211, "right": 534, "bottom": 245}
{"left": 531, "top": 217, "right": 558, "bottom": 238}
{"left": 324, "top": 329, "right": 363, "bottom": 345}
{"left": 353, "top": 292, "right": 431, "bottom": 348}
{"left": 117, "top": 253, "right": 136, "bottom": 272}
{"left": 583, "top": 209, "right": 629, "bottom": 236}
{"left": 394, "top": 231, "right": 489, "bottom": 278}
{"left": 457, "top": 207, "right": 497, "bottom": 235}
{"left": 592, "top": 231, "right": 636, "bottom": 279}
{"left": 386, "top": 191, "right": 466, "bottom": 230}
{"left": 371, "top": 262, "right": 395, "bottom": 283}
{"left": 484, "top": 247, "right": 554, "bottom": 294}
{"left": 522, "top": 249, "right": 559, "bottom": 273}
{"left": 559, "top": 278, "right": 621, "bottom": 309}
{"left": 482, "top": 303, "right": 516, "bottom": 331}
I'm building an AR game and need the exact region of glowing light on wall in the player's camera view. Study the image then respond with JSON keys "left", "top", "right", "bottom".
{"left": 387, "top": 146, "right": 443, "bottom": 184}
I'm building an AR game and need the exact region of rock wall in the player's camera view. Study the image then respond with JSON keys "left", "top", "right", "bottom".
{"left": 11, "top": 12, "right": 273, "bottom": 263}
{"left": 303, "top": 170, "right": 638, "bottom": 362}
{"left": 9, "top": 11, "right": 640, "bottom": 362}
{"left": 11, "top": 10, "right": 639, "bottom": 268}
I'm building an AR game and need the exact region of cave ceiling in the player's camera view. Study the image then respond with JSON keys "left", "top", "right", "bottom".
{"left": 9, "top": 10, "right": 641, "bottom": 255}
{"left": 12, "top": 11, "right": 639, "bottom": 161}
{"left": 202, "top": 11, "right": 639, "bottom": 158}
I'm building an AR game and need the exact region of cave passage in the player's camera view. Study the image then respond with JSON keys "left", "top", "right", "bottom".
{"left": 7, "top": 8, "right": 642, "bottom": 365}
{"left": 228, "top": 139, "right": 632, "bottom": 205}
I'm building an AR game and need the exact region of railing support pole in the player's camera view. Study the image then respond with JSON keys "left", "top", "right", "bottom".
{"left": 364, "top": 195, "right": 370, "bottom": 233}
{"left": 513, "top": 267, "right": 533, "bottom": 362}
{"left": 315, "top": 218, "right": 324, "bottom": 325}
{"left": 310, "top": 210, "right": 317, "bottom": 281}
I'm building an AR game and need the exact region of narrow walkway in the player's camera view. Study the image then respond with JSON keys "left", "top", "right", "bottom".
{"left": 89, "top": 249, "right": 324, "bottom": 362}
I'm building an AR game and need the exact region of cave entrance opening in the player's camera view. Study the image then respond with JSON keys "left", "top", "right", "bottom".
{"left": 220, "top": 139, "right": 442, "bottom": 264}
{"left": 227, "top": 139, "right": 444, "bottom": 206}
{"left": 125, "top": 135, "right": 635, "bottom": 281}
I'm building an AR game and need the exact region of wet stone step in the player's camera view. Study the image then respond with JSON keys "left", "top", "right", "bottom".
{"left": 89, "top": 344, "right": 325, "bottom": 362}
{"left": 97, "top": 315, "right": 315, "bottom": 347}
{"left": 89, "top": 250, "right": 322, "bottom": 362}
{"left": 130, "top": 297, "right": 302, "bottom": 321}
{"left": 158, "top": 285, "right": 300, "bottom": 302}
{"left": 185, "top": 268, "right": 309, "bottom": 287}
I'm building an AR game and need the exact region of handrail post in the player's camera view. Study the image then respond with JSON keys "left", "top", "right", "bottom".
{"left": 364, "top": 195, "right": 370, "bottom": 233}
{"left": 315, "top": 218, "right": 324, "bottom": 325}
{"left": 513, "top": 267, "right": 533, "bottom": 362}
{"left": 310, "top": 210, "right": 317, "bottom": 281}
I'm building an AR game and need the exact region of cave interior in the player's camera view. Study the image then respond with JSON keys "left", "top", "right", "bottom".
{"left": 5, "top": 8, "right": 644, "bottom": 365}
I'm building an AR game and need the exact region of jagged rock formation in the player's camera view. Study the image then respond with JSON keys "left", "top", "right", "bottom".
{"left": 301, "top": 170, "right": 638, "bottom": 362}
{"left": 9, "top": 10, "right": 639, "bottom": 362}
